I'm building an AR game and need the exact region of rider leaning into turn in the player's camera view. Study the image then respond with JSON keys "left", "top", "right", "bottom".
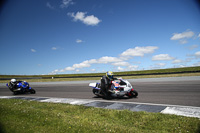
{"left": 101, "top": 71, "right": 118, "bottom": 99}
{"left": 8, "top": 79, "right": 25, "bottom": 92}
{"left": 7, "top": 79, "right": 18, "bottom": 91}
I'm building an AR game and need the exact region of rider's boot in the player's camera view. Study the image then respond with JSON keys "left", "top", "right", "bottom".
{"left": 108, "top": 89, "right": 115, "bottom": 93}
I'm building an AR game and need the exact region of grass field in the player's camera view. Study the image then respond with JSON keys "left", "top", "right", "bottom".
{"left": 0, "top": 99, "right": 200, "bottom": 133}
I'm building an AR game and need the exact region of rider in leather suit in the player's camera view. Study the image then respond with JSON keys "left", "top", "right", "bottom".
{"left": 101, "top": 71, "right": 117, "bottom": 99}
{"left": 8, "top": 79, "right": 25, "bottom": 92}
{"left": 7, "top": 79, "right": 18, "bottom": 91}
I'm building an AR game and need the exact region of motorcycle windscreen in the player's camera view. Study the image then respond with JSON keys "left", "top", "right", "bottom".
{"left": 89, "top": 83, "right": 97, "bottom": 88}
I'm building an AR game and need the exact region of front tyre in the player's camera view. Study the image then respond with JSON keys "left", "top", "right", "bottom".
{"left": 30, "top": 89, "right": 36, "bottom": 94}
{"left": 93, "top": 88, "right": 98, "bottom": 95}
{"left": 128, "top": 90, "right": 138, "bottom": 98}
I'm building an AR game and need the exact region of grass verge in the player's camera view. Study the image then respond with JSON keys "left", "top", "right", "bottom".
{"left": 1, "top": 72, "right": 200, "bottom": 83}
{"left": 0, "top": 99, "right": 200, "bottom": 133}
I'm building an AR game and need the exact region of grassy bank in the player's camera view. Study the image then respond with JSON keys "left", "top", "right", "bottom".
{"left": 0, "top": 99, "right": 200, "bottom": 133}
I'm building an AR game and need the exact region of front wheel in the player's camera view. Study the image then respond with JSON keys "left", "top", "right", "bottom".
{"left": 93, "top": 88, "right": 98, "bottom": 94}
{"left": 30, "top": 89, "right": 36, "bottom": 94}
{"left": 128, "top": 90, "right": 138, "bottom": 98}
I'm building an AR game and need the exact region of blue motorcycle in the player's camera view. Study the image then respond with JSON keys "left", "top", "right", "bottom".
{"left": 6, "top": 81, "right": 36, "bottom": 95}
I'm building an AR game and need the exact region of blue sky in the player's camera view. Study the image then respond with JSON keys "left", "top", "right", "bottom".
{"left": 0, "top": 0, "right": 200, "bottom": 75}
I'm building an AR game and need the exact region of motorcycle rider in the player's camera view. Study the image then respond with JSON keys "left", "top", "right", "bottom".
{"left": 7, "top": 79, "right": 18, "bottom": 91}
{"left": 101, "top": 71, "right": 117, "bottom": 99}
{"left": 8, "top": 79, "right": 25, "bottom": 92}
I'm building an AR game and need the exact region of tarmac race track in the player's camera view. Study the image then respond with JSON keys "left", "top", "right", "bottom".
{"left": 0, "top": 76, "right": 200, "bottom": 107}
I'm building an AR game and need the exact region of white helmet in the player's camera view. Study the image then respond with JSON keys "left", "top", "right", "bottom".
{"left": 11, "top": 79, "right": 16, "bottom": 84}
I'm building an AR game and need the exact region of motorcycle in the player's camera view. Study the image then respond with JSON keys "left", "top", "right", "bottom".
{"left": 89, "top": 78, "right": 138, "bottom": 98}
{"left": 6, "top": 81, "right": 36, "bottom": 95}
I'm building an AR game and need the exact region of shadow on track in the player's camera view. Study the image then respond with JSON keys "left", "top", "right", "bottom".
{"left": 93, "top": 95, "right": 138, "bottom": 100}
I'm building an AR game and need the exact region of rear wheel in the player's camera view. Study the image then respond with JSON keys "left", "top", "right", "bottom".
{"left": 13, "top": 91, "right": 18, "bottom": 95}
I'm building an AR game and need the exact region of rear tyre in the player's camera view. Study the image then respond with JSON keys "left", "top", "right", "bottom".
{"left": 13, "top": 91, "right": 18, "bottom": 95}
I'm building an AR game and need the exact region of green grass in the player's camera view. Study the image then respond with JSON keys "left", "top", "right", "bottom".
{"left": 0, "top": 99, "right": 200, "bottom": 133}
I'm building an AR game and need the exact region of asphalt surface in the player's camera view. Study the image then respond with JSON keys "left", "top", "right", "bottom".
{"left": 0, "top": 76, "right": 200, "bottom": 107}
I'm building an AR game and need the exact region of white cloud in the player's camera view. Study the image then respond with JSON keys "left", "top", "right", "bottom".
{"left": 152, "top": 54, "right": 174, "bottom": 61}
{"left": 172, "top": 59, "right": 183, "bottom": 64}
{"left": 64, "top": 67, "right": 75, "bottom": 71}
{"left": 49, "top": 56, "right": 121, "bottom": 74}
{"left": 170, "top": 30, "right": 194, "bottom": 40}
{"left": 68, "top": 12, "right": 101, "bottom": 26}
{"left": 98, "top": 56, "right": 122, "bottom": 64}
{"left": 69, "top": 12, "right": 85, "bottom": 21}
{"left": 112, "top": 62, "right": 130, "bottom": 66}
{"left": 88, "top": 59, "right": 98, "bottom": 64}
{"left": 72, "top": 62, "right": 91, "bottom": 69}
{"left": 49, "top": 46, "right": 158, "bottom": 74}
{"left": 84, "top": 15, "right": 101, "bottom": 26}
{"left": 120, "top": 46, "right": 158, "bottom": 57}
{"left": 198, "top": 33, "right": 200, "bottom": 38}
{"left": 155, "top": 63, "right": 166, "bottom": 67}
{"left": 52, "top": 47, "right": 57, "bottom": 50}
{"left": 117, "top": 67, "right": 124, "bottom": 71}
{"left": 91, "top": 69, "right": 96, "bottom": 72}
{"left": 49, "top": 69, "right": 59, "bottom": 75}
{"left": 60, "top": 0, "right": 74, "bottom": 8}
{"left": 179, "top": 40, "right": 188, "bottom": 44}
{"left": 185, "top": 58, "right": 194, "bottom": 63}
{"left": 186, "top": 51, "right": 200, "bottom": 59}
{"left": 59, "top": 67, "right": 75, "bottom": 73}
{"left": 76, "top": 69, "right": 80, "bottom": 72}
{"left": 128, "top": 65, "right": 139, "bottom": 71}
{"left": 31, "top": 49, "right": 36, "bottom": 52}
{"left": 116, "top": 65, "right": 139, "bottom": 71}
{"left": 173, "top": 65, "right": 187, "bottom": 68}
{"left": 193, "top": 62, "right": 200, "bottom": 66}
{"left": 76, "top": 39, "right": 83, "bottom": 43}
{"left": 187, "top": 44, "right": 199, "bottom": 50}
{"left": 195, "top": 51, "right": 200, "bottom": 58}
{"left": 79, "top": 59, "right": 98, "bottom": 65}
{"left": 46, "top": 2, "right": 54, "bottom": 9}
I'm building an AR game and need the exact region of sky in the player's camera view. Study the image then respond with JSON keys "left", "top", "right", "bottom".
{"left": 0, "top": 0, "right": 200, "bottom": 75}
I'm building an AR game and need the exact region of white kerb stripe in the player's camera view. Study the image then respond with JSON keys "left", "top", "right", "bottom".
{"left": 161, "top": 107, "right": 200, "bottom": 118}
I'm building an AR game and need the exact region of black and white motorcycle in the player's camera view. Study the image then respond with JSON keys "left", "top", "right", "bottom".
{"left": 89, "top": 78, "right": 138, "bottom": 98}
